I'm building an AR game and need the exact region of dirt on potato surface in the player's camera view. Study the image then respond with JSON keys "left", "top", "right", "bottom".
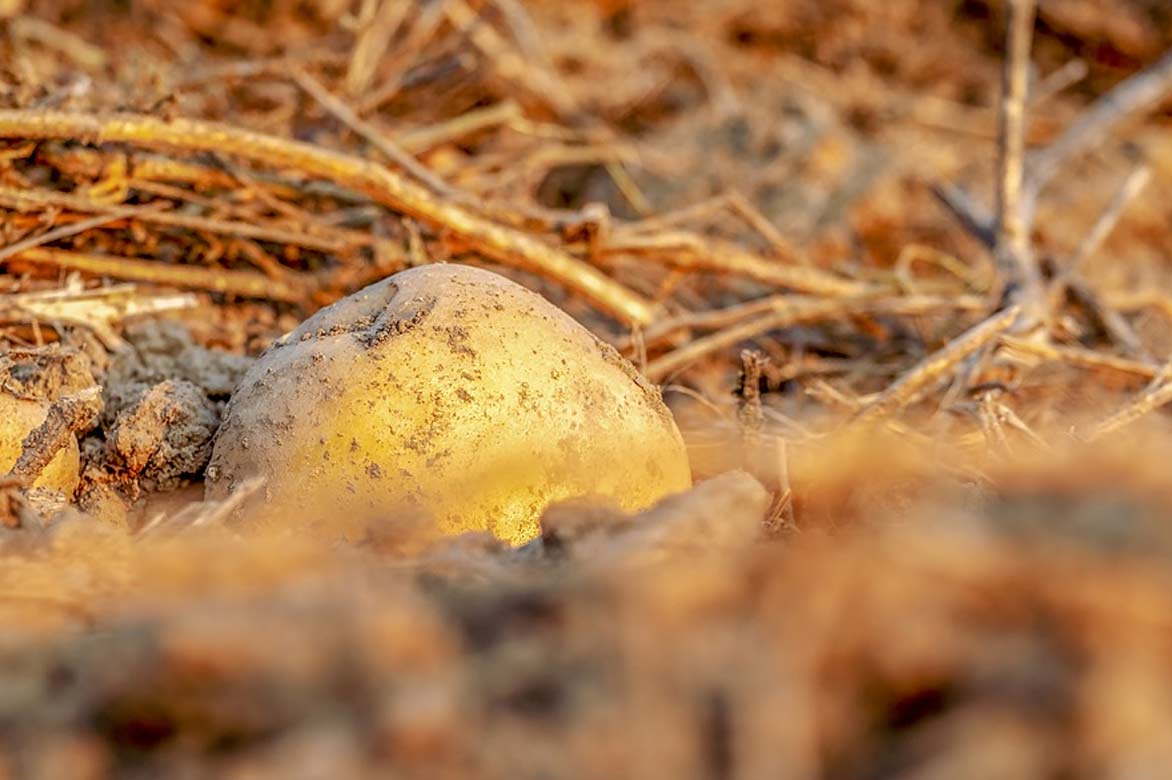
{"left": 2, "top": 0, "right": 1172, "bottom": 777}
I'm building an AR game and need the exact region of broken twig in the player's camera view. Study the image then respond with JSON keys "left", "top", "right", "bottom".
{"left": 993, "top": 0, "right": 1044, "bottom": 317}
{"left": 0, "top": 110, "right": 658, "bottom": 324}
{"left": 9, "top": 386, "right": 101, "bottom": 485}
{"left": 852, "top": 306, "right": 1022, "bottom": 426}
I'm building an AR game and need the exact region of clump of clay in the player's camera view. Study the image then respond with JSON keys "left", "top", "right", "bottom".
{"left": 207, "top": 264, "right": 692, "bottom": 545}
{"left": 75, "top": 320, "right": 253, "bottom": 519}
{"left": 106, "top": 380, "right": 219, "bottom": 491}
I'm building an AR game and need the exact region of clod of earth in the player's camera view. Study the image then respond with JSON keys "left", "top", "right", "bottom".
{"left": 106, "top": 379, "right": 219, "bottom": 490}
{"left": 206, "top": 264, "right": 692, "bottom": 544}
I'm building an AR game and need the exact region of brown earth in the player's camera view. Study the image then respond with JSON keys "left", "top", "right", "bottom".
{"left": 1, "top": 1, "right": 1172, "bottom": 777}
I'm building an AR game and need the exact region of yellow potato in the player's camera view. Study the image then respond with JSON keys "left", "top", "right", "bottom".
{"left": 0, "top": 395, "right": 81, "bottom": 495}
{"left": 206, "top": 264, "right": 691, "bottom": 544}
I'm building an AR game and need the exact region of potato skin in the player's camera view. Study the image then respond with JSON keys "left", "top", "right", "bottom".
{"left": 207, "top": 264, "right": 691, "bottom": 544}
{"left": 0, "top": 395, "right": 81, "bottom": 495}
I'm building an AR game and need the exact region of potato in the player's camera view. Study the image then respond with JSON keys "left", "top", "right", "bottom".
{"left": 0, "top": 394, "right": 81, "bottom": 495}
{"left": 206, "top": 264, "right": 691, "bottom": 544}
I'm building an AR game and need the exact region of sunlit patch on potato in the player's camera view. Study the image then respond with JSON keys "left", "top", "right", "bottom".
{"left": 207, "top": 264, "right": 691, "bottom": 545}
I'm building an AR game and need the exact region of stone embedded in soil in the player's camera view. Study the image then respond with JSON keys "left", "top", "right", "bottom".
{"left": 106, "top": 379, "right": 219, "bottom": 490}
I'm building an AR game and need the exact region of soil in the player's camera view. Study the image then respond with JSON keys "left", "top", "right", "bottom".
{"left": 0, "top": 343, "right": 96, "bottom": 402}
{"left": 1, "top": 1, "right": 1172, "bottom": 777}
{"left": 105, "top": 379, "right": 218, "bottom": 488}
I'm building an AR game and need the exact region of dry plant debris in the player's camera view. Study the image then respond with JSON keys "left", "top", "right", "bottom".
{"left": 1, "top": 0, "right": 1172, "bottom": 777}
